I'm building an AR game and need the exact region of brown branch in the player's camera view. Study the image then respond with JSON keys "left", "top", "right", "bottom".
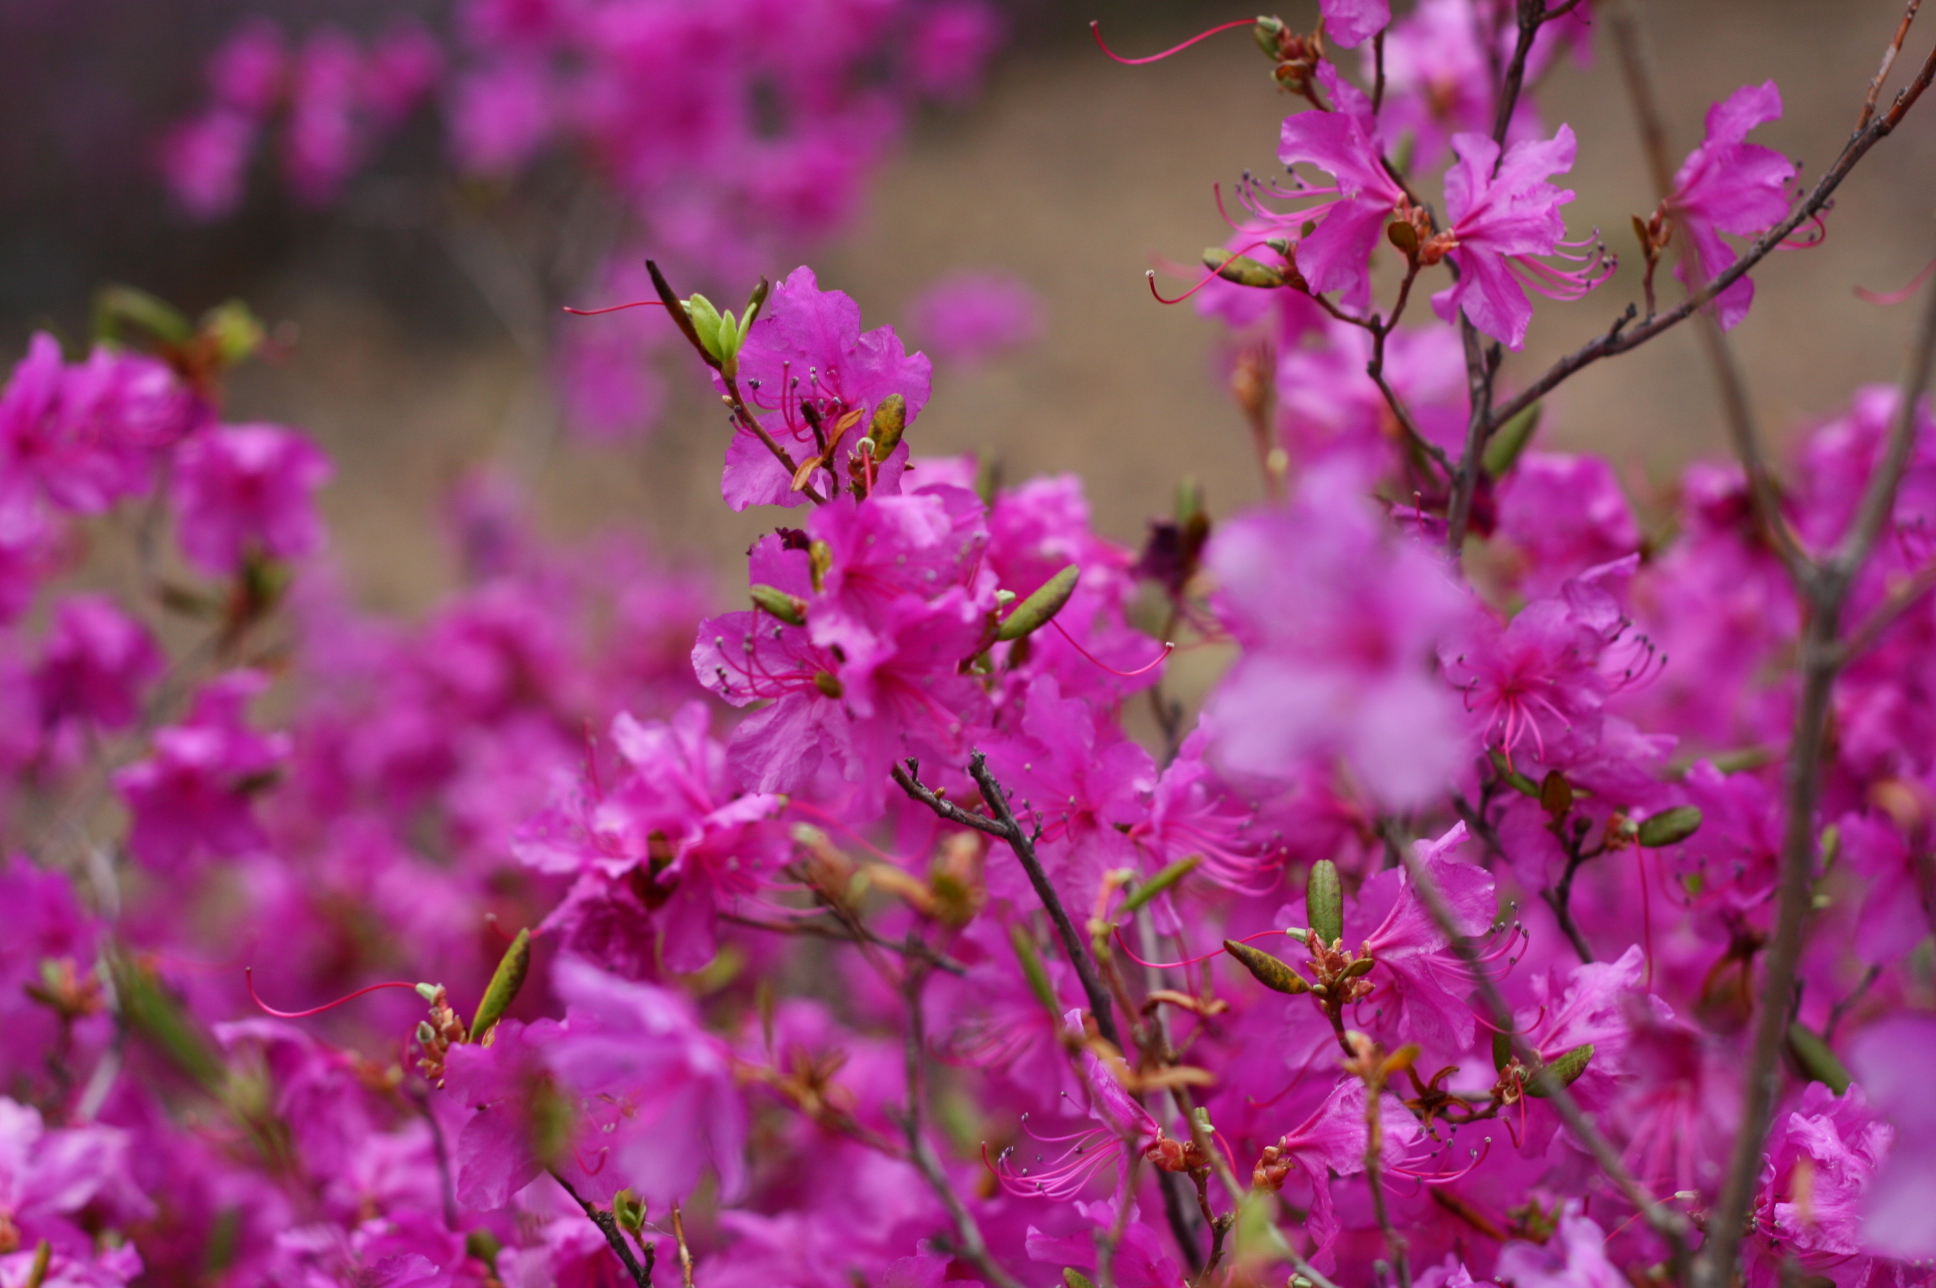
{"left": 1861, "top": 0, "right": 1925, "bottom": 129}
{"left": 896, "top": 755, "right": 1125, "bottom": 1050}
{"left": 1836, "top": 558, "right": 1936, "bottom": 664}
{"left": 552, "top": 1171, "right": 655, "bottom": 1288}
{"left": 1696, "top": 258, "right": 1936, "bottom": 1288}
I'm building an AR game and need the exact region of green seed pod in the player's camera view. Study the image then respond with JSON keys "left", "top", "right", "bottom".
{"left": 1526, "top": 1042, "right": 1594, "bottom": 1097}
{"left": 1637, "top": 805, "right": 1703, "bottom": 848}
{"left": 1203, "top": 248, "right": 1285, "bottom": 289}
{"left": 749, "top": 583, "right": 808, "bottom": 626}
{"left": 870, "top": 394, "right": 908, "bottom": 458}
{"left": 1224, "top": 939, "right": 1310, "bottom": 995}
{"left": 1306, "top": 859, "right": 1343, "bottom": 948}
{"left": 995, "top": 566, "right": 1081, "bottom": 642}
{"left": 469, "top": 928, "right": 531, "bottom": 1044}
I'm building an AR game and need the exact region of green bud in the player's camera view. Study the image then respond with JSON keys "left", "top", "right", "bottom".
{"left": 716, "top": 309, "right": 741, "bottom": 364}
{"left": 749, "top": 583, "right": 808, "bottom": 626}
{"left": 1526, "top": 1043, "right": 1594, "bottom": 1097}
{"left": 1203, "top": 249, "right": 1285, "bottom": 289}
{"left": 1341, "top": 955, "right": 1375, "bottom": 978}
{"left": 1636, "top": 806, "right": 1703, "bottom": 848}
{"left": 1119, "top": 854, "right": 1202, "bottom": 916}
{"left": 469, "top": 927, "right": 531, "bottom": 1044}
{"left": 1787, "top": 1021, "right": 1851, "bottom": 1094}
{"left": 870, "top": 394, "right": 908, "bottom": 457}
{"left": 684, "top": 294, "right": 725, "bottom": 361}
{"left": 202, "top": 300, "right": 266, "bottom": 367}
{"left": 1306, "top": 859, "right": 1343, "bottom": 948}
{"left": 1223, "top": 939, "right": 1310, "bottom": 995}
{"left": 1252, "top": 15, "right": 1286, "bottom": 56}
{"left": 744, "top": 276, "right": 771, "bottom": 328}
{"left": 612, "top": 1188, "right": 648, "bottom": 1235}
{"left": 1482, "top": 402, "right": 1542, "bottom": 479}
{"left": 414, "top": 982, "right": 440, "bottom": 1003}
{"left": 995, "top": 565, "right": 1080, "bottom": 642}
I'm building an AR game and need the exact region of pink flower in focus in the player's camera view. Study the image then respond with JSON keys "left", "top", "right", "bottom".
{"left": 172, "top": 423, "right": 332, "bottom": 575}
{"left": 1666, "top": 82, "right": 1794, "bottom": 331}
{"left": 1431, "top": 125, "right": 1607, "bottom": 349}
{"left": 1495, "top": 1202, "right": 1626, "bottom": 1288}
{"left": 908, "top": 272, "right": 1042, "bottom": 369}
{"left": 1274, "top": 69, "right": 1408, "bottom": 311}
{"left": 113, "top": 671, "right": 289, "bottom": 874}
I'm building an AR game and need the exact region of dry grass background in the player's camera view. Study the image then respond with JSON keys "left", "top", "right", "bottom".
{"left": 200, "top": 0, "right": 1936, "bottom": 626}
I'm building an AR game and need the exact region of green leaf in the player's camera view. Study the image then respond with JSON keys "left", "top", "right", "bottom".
{"left": 1306, "top": 859, "right": 1343, "bottom": 948}
{"left": 1787, "top": 1021, "right": 1851, "bottom": 1094}
{"left": 1064, "top": 1271, "right": 1097, "bottom": 1288}
{"left": 1009, "top": 923, "right": 1061, "bottom": 1018}
{"left": 1637, "top": 806, "right": 1702, "bottom": 848}
{"left": 1223, "top": 939, "right": 1309, "bottom": 995}
{"left": 870, "top": 393, "right": 908, "bottom": 458}
{"left": 995, "top": 566, "right": 1080, "bottom": 642}
{"left": 202, "top": 300, "right": 266, "bottom": 366}
{"left": 468, "top": 928, "right": 531, "bottom": 1044}
{"left": 684, "top": 294, "right": 725, "bottom": 361}
{"left": 111, "top": 951, "right": 227, "bottom": 1091}
{"left": 1482, "top": 403, "right": 1541, "bottom": 479}
{"left": 1539, "top": 770, "right": 1574, "bottom": 820}
{"left": 1119, "top": 854, "right": 1201, "bottom": 916}
{"left": 1488, "top": 748, "right": 1539, "bottom": 797}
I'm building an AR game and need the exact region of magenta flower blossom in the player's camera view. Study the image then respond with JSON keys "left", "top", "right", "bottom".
{"left": 997, "top": 1025, "right": 1164, "bottom": 1199}
{"left": 1353, "top": 823, "right": 1497, "bottom": 1055}
{"left": 1431, "top": 125, "right": 1609, "bottom": 350}
{"left": 1273, "top": 68, "right": 1408, "bottom": 311}
{"left": 1850, "top": 1016, "right": 1936, "bottom": 1258}
{"left": 1131, "top": 729, "right": 1287, "bottom": 894}
{"left": 1319, "top": 0, "right": 1391, "bottom": 48}
{"left": 1745, "top": 1084, "right": 1892, "bottom": 1286}
{"left": 1259, "top": 1078, "right": 1423, "bottom": 1253}
{"left": 1666, "top": 82, "right": 1795, "bottom": 331}
{"left": 172, "top": 423, "right": 333, "bottom": 575}
{"left": 0, "top": 335, "right": 167, "bottom": 516}
{"left": 724, "top": 267, "right": 932, "bottom": 511}
{"left": 907, "top": 271, "right": 1043, "bottom": 369}
{"left": 0, "top": 1098, "right": 151, "bottom": 1268}
{"left": 34, "top": 595, "right": 164, "bottom": 733}
{"left": 113, "top": 671, "right": 289, "bottom": 873}
{"left": 1495, "top": 1202, "right": 1626, "bottom": 1288}
{"left": 1202, "top": 461, "right": 1474, "bottom": 807}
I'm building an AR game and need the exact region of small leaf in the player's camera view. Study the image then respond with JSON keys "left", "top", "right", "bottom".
{"left": 1492, "top": 1028, "right": 1513, "bottom": 1072}
{"left": 1306, "top": 859, "right": 1343, "bottom": 948}
{"left": 1065, "top": 1271, "right": 1097, "bottom": 1288}
{"left": 1488, "top": 748, "right": 1539, "bottom": 797}
{"left": 1482, "top": 402, "right": 1542, "bottom": 479}
{"left": 995, "top": 566, "right": 1081, "bottom": 642}
{"left": 749, "top": 583, "right": 808, "bottom": 626}
{"left": 1009, "top": 924, "right": 1062, "bottom": 1018}
{"left": 1202, "top": 249, "right": 1284, "bottom": 289}
{"left": 1637, "top": 806, "right": 1702, "bottom": 848}
{"left": 1223, "top": 939, "right": 1309, "bottom": 995}
{"left": 870, "top": 393, "right": 908, "bottom": 457}
{"left": 95, "top": 284, "right": 194, "bottom": 347}
{"left": 1787, "top": 1021, "right": 1851, "bottom": 1094}
{"left": 789, "top": 455, "right": 825, "bottom": 493}
{"left": 1119, "top": 855, "right": 1201, "bottom": 916}
{"left": 469, "top": 928, "right": 531, "bottom": 1044}
{"left": 1526, "top": 1042, "right": 1594, "bottom": 1097}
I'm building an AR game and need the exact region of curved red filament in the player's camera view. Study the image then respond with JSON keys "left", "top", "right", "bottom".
{"left": 561, "top": 299, "right": 669, "bottom": 316}
{"left": 1090, "top": 18, "right": 1257, "bottom": 66}
{"left": 244, "top": 967, "right": 422, "bottom": 1019}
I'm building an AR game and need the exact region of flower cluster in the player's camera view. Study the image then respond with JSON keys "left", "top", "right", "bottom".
{"left": 8, "top": 2, "right": 1936, "bottom": 1288}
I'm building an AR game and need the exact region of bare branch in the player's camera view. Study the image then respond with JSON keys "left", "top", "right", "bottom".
{"left": 552, "top": 1171, "right": 655, "bottom": 1288}
{"left": 1861, "top": 0, "right": 1925, "bottom": 129}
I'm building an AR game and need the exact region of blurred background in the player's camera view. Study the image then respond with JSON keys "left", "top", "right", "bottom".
{"left": 5, "top": 0, "right": 1935, "bottom": 618}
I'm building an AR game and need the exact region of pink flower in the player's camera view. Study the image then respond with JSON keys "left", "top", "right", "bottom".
{"left": 1432, "top": 125, "right": 1609, "bottom": 350}
{"left": 724, "top": 267, "right": 933, "bottom": 511}
{"left": 1666, "top": 82, "right": 1795, "bottom": 331}
{"left": 1496, "top": 452, "right": 1642, "bottom": 597}
{"left": 1260, "top": 1078, "right": 1422, "bottom": 1252}
{"left": 1746, "top": 1083, "right": 1892, "bottom": 1286}
{"left": 285, "top": 30, "right": 365, "bottom": 206}
{"left": 207, "top": 19, "right": 286, "bottom": 114}
{"left": 1495, "top": 1202, "right": 1626, "bottom": 1288}
{"left": 0, "top": 1098, "right": 151, "bottom": 1265}
{"left": 1849, "top": 1017, "right": 1936, "bottom": 1258}
{"left": 112, "top": 671, "right": 289, "bottom": 874}
{"left": 1353, "top": 822, "right": 1496, "bottom": 1055}
{"left": 172, "top": 424, "right": 332, "bottom": 575}
{"left": 0, "top": 335, "right": 168, "bottom": 515}
{"left": 161, "top": 111, "right": 260, "bottom": 219}
{"left": 909, "top": 2, "right": 1003, "bottom": 102}
{"left": 1274, "top": 69, "right": 1408, "bottom": 311}
{"left": 1202, "top": 462, "right": 1474, "bottom": 807}
{"left": 907, "top": 272, "right": 1042, "bottom": 369}
{"left": 34, "top": 596, "right": 163, "bottom": 733}
{"left": 1320, "top": 0, "right": 1391, "bottom": 48}
{"left": 451, "top": 59, "right": 555, "bottom": 177}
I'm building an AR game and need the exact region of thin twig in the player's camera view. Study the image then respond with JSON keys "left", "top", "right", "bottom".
{"left": 1362, "top": 1077, "right": 1410, "bottom": 1288}
{"left": 1861, "top": 0, "right": 1925, "bottom": 129}
{"left": 1539, "top": 844, "right": 1596, "bottom": 965}
{"left": 669, "top": 1203, "right": 695, "bottom": 1288}
{"left": 1836, "top": 558, "right": 1936, "bottom": 663}
{"left": 552, "top": 1170, "right": 654, "bottom": 1288}
{"left": 1490, "top": 0, "right": 1547, "bottom": 149}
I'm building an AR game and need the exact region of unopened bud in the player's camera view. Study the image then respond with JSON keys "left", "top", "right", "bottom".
{"left": 1636, "top": 806, "right": 1702, "bottom": 848}
{"left": 683, "top": 294, "right": 726, "bottom": 362}
{"left": 1525, "top": 1043, "right": 1595, "bottom": 1097}
{"left": 612, "top": 1189, "right": 648, "bottom": 1235}
{"left": 1252, "top": 15, "right": 1286, "bottom": 56}
{"left": 469, "top": 927, "right": 531, "bottom": 1045}
{"left": 414, "top": 982, "right": 440, "bottom": 1003}
{"left": 1305, "top": 859, "right": 1343, "bottom": 948}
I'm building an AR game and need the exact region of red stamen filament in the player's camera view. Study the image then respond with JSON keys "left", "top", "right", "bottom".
{"left": 245, "top": 968, "right": 421, "bottom": 1019}
{"left": 1048, "top": 617, "right": 1174, "bottom": 677}
{"left": 1090, "top": 18, "right": 1257, "bottom": 66}
{"left": 561, "top": 299, "right": 668, "bottom": 316}
{"left": 1857, "top": 253, "right": 1936, "bottom": 305}
{"left": 1112, "top": 926, "right": 1284, "bottom": 969}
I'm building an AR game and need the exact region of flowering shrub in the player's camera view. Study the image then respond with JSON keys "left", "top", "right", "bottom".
{"left": 12, "top": 3, "right": 1936, "bottom": 1288}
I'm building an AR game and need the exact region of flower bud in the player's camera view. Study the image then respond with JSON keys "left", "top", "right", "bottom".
{"left": 1306, "top": 859, "right": 1343, "bottom": 948}
{"left": 995, "top": 565, "right": 1080, "bottom": 642}
{"left": 1223, "top": 939, "right": 1309, "bottom": 994}
{"left": 1386, "top": 219, "right": 1419, "bottom": 256}
{"left": 1636, "top": 805, "right": 1702, "bottom": 848}
{"left": 749, "top": 583, "right": 808, "bottom": 626}
{"left": 1252, "top": 15, "right": 1286, "bottom": 56}
{"left": 468, "top": 927, "right": 531, "bottom": 1045}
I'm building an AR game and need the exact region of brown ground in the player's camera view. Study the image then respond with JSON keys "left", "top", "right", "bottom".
{"left": 217, "top": 0, "right": 1936, "bottom": 633}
